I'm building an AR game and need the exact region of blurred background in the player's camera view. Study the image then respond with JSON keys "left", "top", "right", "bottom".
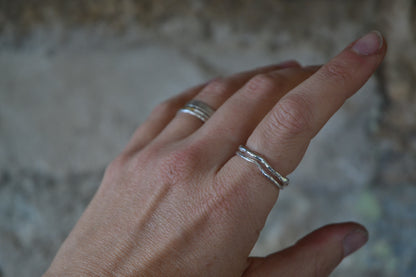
{"left": 1, "top": 0, "right": 416, "bottom": 276}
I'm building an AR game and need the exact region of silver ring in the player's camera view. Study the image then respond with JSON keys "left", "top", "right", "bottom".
{"left": 178, "top": 100, "right": 215, "bottom": 123}
{"left": 236, "top": 145, "right": 289, "bottom": 190}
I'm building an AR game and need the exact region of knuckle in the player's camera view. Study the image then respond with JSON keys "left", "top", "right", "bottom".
{"left": 105, "top": 154, "right": 129, "bottom": 180}
{"left": 209, "top": 172, "right": 251, "bottom": 213}
{"left": 126, "top": 144, "right": 160, "bottom": 174}
{"left": 156, "top": 142, "right": 203, "bottom": 185}
{"left": 152, "top": 100, "right": 177, "bottom": 116}
{"left": 246, "top": 73, "right": 284, "bottom": 93}
{"left": 321, "top": 61, "right": 354, "bottom": 86}
{"left": 203, "top": 77, "right": 235, "bottom": 95}
{"left": 271, "top": 94, "right": 314, "bottom": 136}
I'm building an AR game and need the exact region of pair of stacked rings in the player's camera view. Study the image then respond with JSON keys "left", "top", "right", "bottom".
{"left": 178, "top": 99, "right": 289, "bottom": 190}
{"left": 179, "top": 100, "right": 215, "bottom": 123}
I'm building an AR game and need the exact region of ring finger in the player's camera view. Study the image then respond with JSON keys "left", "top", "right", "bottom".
{"left": 155, "top": 61, "right": 302, "bottom": 143}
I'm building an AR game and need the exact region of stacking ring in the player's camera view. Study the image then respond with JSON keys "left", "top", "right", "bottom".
{"left": 236, "top": 145, "right": 289, "bottom": 190}
{"left": 178, "top": 100, "right": 215, "bottom": 123}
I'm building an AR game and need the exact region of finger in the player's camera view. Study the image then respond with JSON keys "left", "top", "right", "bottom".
{"left": 196, "top": 65, "right": 319, "bottom": 169}
{"left": 123, "top": 84, "right": 204, "bottom": 155}
{"left": 247, "top": 31, "right": 386, "bottom": 176}
{"left": 156, "top": 61, "right": 302, "bottom": 143}
{"left": 124, "top": 61, "right": 301, "bottom": 154}
{"left": 220, "top": 31, "right": 386, "bottom": 208}
{"left": 243, "top": 222, "right": 369, "bottom": 277}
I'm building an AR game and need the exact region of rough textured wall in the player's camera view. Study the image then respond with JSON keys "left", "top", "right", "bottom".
{"left": 1, "top": 1, "right": 415, "bottom": 276}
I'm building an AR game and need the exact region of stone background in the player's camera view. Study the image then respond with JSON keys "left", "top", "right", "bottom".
{"left": 1, "top": 0, "right": 416, "bottom": 276}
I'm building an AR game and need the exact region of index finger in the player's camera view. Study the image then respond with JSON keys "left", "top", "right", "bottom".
{"left": 216, "top": 31, "right": 386, "bottom": 219}
{"left": 242, "top": 31, "right": 387, "bottom": 177}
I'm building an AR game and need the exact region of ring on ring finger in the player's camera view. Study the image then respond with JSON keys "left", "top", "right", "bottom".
{"left": 178, "top": 100, "right": 216, "bottom": 123}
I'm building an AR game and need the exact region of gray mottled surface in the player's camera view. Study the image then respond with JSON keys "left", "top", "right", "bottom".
{"left": 1, "top": 1, "right": 416, "bottom": 276}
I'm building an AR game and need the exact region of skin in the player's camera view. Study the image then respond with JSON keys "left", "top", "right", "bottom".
{"left": 44, "top": 32, "right": 387, "bottom": 276}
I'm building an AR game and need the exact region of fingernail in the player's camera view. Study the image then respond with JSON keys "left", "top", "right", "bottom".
{"left": 343, "top": 228, "right": 369, "bottom": 257}
{"left": 352, "top": 31, "right": 383, "bottom": 56}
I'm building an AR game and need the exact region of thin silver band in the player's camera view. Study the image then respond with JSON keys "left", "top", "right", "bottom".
{"left": 236, "top": 145, "right": 289, "bottom": 189}
{"left": 178, "top": 100, "right": 215, "bottom": 123}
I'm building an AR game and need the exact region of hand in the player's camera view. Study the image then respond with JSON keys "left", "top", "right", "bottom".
{"left": 45, "top": 31, "right": 386, "bottom": 276}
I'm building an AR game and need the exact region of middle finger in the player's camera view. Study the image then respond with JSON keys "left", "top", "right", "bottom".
{"left": 155, "top": 61, "right": 301, "bottom": 143}
{"left": 195, "top": 65, "right": 319, "bottom": 165}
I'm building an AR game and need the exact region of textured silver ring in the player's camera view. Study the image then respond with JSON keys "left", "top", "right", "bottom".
{"left": 236, "top": 145, "right": 289, "bottom": 189}
{"left": 178, "top": 100, "right": 215, "bottom": 123}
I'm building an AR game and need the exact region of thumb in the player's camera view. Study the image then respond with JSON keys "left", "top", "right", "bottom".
{"left": 243, "top": 222, "right": 369, "bottom": 277}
